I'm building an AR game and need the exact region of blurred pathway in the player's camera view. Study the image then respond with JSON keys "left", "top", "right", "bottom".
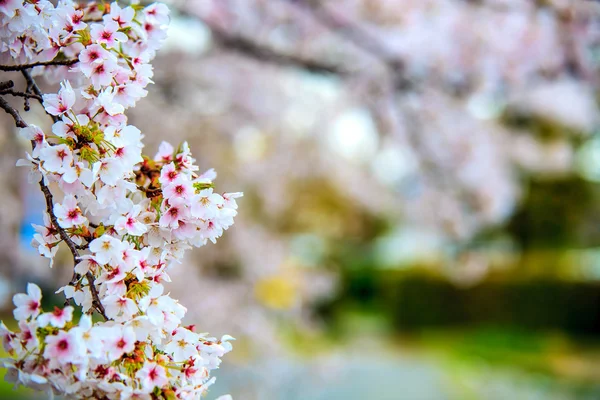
{"left": 213, "top": 344, "right": 449, "bottom": 400}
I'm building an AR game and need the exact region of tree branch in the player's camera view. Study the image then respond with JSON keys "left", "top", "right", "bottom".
{"left": 38, "top": 183, "right": 81, "bottom": 266}
{"left": 21, "top": 70, "right": 60, "bottom": 123}
{"left": 86, "top": 272, "right": 107, "bottom": 317}
{"left": 0, "top": 89, "right": 43, "bottom": 101}
{"left": 0, "top": 96, "right": 27, "bottom": 128}
{"left": 0, "top": 58, "right": 78, "bottom": 71}
{"left": 0, "top": 80, "right": 14, "bottom": 91}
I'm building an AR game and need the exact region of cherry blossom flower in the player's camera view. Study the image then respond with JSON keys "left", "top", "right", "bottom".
{"left": 159, "top": 162, "right": 180, "bottom": 185}
{"left": 88, "top": 57, "right": 119, "bottom": 87}
{"left": 42, "top": 81, "right": 75, "bottom": 116}
{"left": 19, "top": 125, "right": 46, "bottom": 157}
{"left": 105, "top": 3, "right": 134, "bottom": 28}
{"left": 163, "top": 178, "right": 194, "bottom": 200}
{"left": 44, "top": 330, "right": 85, "bottom": 364}
{"left": 159, "top": 198, "right": 189, "bottom": 229}
{"left": 39, "top": 144, "right": 73, "bottom": 173}
{"left": 78, "top": 43, "right": 113, "bottom": 75}
{"left": 31, "top": 233, "right": 59, "bottom": 265}
{"left": 96, "top": 158, "right": 126, "bottom": 186}
{"left": 16, "top": 154, "right": 44, "bottom": 184}
{"left": 54, "top": 194, "right": 87, "bottom": 228}
{"left": 190, "top": 188, "right": 224, "bottom": 220}
{"left": 90, "top": 20, "right": 127, "bottom": 48}
{"left": 136, "top": 361, "right": 168, "bottom": 393}
{"left": 18, "top": 320, "right": 39, "bottom": 351}
{"left": 154, "top": 141, "right": 174, "bottom": 162}
{"left": 95, "top": 87, "right": 125, "bottom": 116}
{"left": 143, "top": 3, "right": 170, "bottom": 26}
{"left": 38, "top": 306, "right": 73, "bottom": 328}
{"left": 104, "top": 295, "right": 138, "bottom": 321}
{"left": 115, "top": 205, "right": 148, "bottom": 236}
{"left": 105, "top": 325, "right": 136, "bottom": 360}
{"left": 12, "top": 283, "right": 42, "bottom": 321}
{"left": 164, "top": 328, "right": 199, "bottom": 362}
{"left": 89, "top": 234, "right": 125, "bottom": 265}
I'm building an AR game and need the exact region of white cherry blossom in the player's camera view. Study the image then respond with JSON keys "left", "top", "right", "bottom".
{"left": 54, "top": 194, "right": 87, "bottom": 228}
{"left": 12, "top": 283, "right": 42, "bottom": 321}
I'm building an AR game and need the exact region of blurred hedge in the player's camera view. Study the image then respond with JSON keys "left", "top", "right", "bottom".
{"left": 357, "top": 272, "right": 600, "bottom": 335}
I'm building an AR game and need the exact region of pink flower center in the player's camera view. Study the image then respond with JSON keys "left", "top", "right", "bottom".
{"left": 107, "top": 267, "right": 121, "bottom": 280}
{"left": 28, "top": 301, "right": 39, "bottom": 311}
{"left": 68, "top": 209, "right": 79, "bottom": 220}
{"left": 57, "top": 339, "right": 69, "bottom": 351}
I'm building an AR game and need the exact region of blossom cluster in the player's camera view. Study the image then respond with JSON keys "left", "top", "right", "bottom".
{"left": 1, "top": 1, "right": 241, "bottom": 399}
{"left": 2, "top": 283, "right": 234, "bottom": 399}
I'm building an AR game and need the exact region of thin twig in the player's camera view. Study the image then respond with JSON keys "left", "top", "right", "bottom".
{"left": 0, "top": 96, "right": 27, "bottom": 128}
{"left": 21, "top": 70, "right": 59, "bottom": 123}
{"left": 86, "top": 272, "right": 107, "bottom": 317}
{"left": 21, "top": 70, "right": 45, "bottom": 99}
{"left": 38, "top": 183, "right": 81, "bottom": 265}
{"left": 0, "top": 80, "right": 14, "bottom": 91}
{"left": 0, "top": 89, "right": 43, "bottom": 101}
{"left": 0, "top": 58, "right": 78, "bottom": 71}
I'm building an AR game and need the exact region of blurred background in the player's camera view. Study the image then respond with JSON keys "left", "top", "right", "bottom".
{"left": 3, "top": 0, "right": 600, "bottom": 398}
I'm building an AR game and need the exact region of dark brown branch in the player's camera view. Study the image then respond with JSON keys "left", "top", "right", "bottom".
{"left": 21, "top": 70, "right": 45, "bottom": 100}
{"left": 21, "top": 70, "right": 60, "bottom": 123}
{"left": 0, "top": 96, "right": 27, "bottom": 128}
{"left": 0, "top": 80, "right": 14, "bottom": 91}
{"left": 0, "top": 89, "right": 43, "bottom": 101}
{"left": 39, "top": 184, "right": 81, "bottom": 265}
{"left": 86, "top": 272, "right": 107, "bottom": 316}
{"left": 0, "top": 58, "right": 78, "bottom": 71}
